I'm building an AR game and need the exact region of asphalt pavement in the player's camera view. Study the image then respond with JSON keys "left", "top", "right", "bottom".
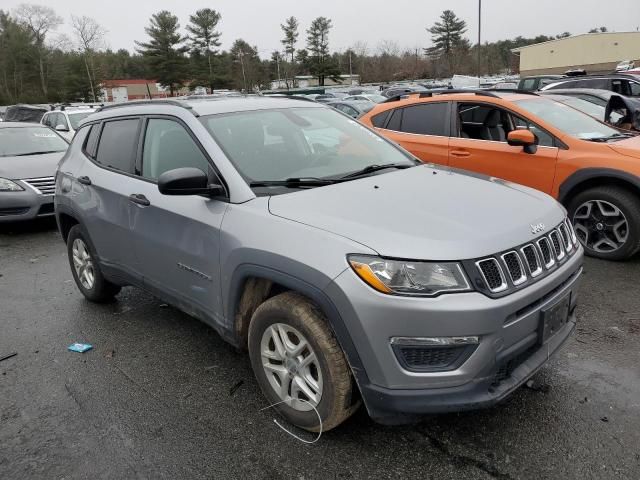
{"left": 1, "top": 219, "right": 639, "bottom": 480}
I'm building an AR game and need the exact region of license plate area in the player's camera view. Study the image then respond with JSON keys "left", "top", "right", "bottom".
{"left": 538, "top": 294, "right": 570, "bottom": 344}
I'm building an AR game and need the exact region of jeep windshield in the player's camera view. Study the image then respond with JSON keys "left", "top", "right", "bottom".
{"left": 515, "top": 97, "right": 628, "bottom": 142}
{"left": 199, "top": 107, "right": 416, "bottom": 189}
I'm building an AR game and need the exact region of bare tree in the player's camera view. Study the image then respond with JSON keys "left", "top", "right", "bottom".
{"left": 13, "top": 4, "right": 63, "bottom": 96}
{"left": 71, "top": 15, "right": 106, "bottom": 102}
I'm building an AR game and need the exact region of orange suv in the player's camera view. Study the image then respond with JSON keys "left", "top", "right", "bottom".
{"left": 359, "top": 90, "right": 640, "bottom": 260}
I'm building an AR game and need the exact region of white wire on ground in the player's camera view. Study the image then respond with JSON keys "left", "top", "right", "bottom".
{"left": 259, "top": 399, "right": 323, "bottom": 444}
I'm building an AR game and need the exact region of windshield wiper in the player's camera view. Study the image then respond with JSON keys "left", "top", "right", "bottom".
{"left": 338, "top": 163, "right": 413, "bottom": 180}
{"left": 586, "top": 133, "right": 631, "bottom": 143}
{"left": 249, "top": 177, "right": 338, "bottom": 188}
{"left": 12, "top": 150, "right": 63, "bottom": 156}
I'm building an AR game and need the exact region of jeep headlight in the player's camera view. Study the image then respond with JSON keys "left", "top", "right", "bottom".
{"left": 348, "top": 255, "right": 471, "bottom": 296}
{"left": 0, "top": 178, "right": 24, "bottom": 192}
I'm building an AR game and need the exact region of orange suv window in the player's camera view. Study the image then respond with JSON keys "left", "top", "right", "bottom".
{"left": 380, "top": 102, "right": 449, "bottom": 137}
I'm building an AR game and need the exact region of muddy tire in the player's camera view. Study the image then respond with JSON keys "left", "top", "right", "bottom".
{"left": 248, "top": 291, "right": 359, "bottom": 432}
{"left": 67, "top": 225, "right": 121, "bottom": 302}
{"left": 567, "top": 186, "right": 640, "bottom": 261}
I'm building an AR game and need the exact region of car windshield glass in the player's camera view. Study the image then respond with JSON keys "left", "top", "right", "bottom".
{"left": 67, "top": 111, "right": 93, "bottom": 129}
{"left": 558, "top": 97, "right": 605, "bottom": 119}
{"left": 0, "top": 126, "right": 68, "bottom": 157}
{"left": 199, "top": 107, "right": 414, "bottom": 184}
{"left": 515, "top": 97, "right": 620, "bottom": 140}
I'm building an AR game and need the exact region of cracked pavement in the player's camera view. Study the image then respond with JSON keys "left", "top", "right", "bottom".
{"left": 1, "top": 219, "right": 640, "bottom": 479}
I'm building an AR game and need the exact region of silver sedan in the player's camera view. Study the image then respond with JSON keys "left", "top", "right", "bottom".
{"left": 0, "top": 122, "right": 68, "bottom": 222}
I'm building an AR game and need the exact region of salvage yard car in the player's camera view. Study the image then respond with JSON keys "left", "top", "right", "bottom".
{"left": 41, "top": 104, "right": 99, "bottom": 141}
{"left": 55, "top": 97, "right": 582, "bottom": 431}
{"left": 0, "top": 122, "right": 68, "bottom": 221}
{"left": 361, "top": 90, "right": 640, "bottom": 260}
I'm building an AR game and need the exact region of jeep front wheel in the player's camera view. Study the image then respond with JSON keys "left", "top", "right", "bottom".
{"left": 248, "top": 292, "right": 359, "bottom": 432}
{"left": 568, "top": 186, "right": 640, "bottom": 260}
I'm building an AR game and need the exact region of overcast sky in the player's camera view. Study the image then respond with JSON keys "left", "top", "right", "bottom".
{"left": 4, "top": 0, "right": 640, "bottom": 57}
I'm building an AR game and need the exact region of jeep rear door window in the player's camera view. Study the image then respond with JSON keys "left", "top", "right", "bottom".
{"left": 84, "top": 124, "right": 101, "bottom": 158}
{"left": 142, "top": 119, "right": 209, "bottom": 181}
{"left": 95, "top": 118, "right": 140, "bottom": 173}
{"left": 200, "top": 107, "right": 414, "bottom": 183}
{"left": 399, "top": 103, "right": 448, "bottom": 136}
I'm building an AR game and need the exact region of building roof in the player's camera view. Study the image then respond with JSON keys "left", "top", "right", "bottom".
{"left": 511, "top": 31, "right": 640, "bottom": 53}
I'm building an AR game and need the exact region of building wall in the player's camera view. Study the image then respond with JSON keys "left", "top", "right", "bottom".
{"left": 515, "top": 32, "right": 640, "bottom": 76}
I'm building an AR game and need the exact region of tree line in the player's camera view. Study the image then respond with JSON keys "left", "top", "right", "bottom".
{"left": 0, "top": 5, "right": 596, "bottom": 104}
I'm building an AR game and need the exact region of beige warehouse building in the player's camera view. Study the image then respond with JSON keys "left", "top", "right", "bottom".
{"left": 512, "top": 32, "right": 640, "bottom": 76}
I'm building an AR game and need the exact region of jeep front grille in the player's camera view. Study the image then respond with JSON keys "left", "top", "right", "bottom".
{"left": 549, "top": 230, "right": 565, "bottom": 260}
{"left": 474, "top": 219, "right": 579, "bottom": 294}
{"left": 521, "top": 244, "right": 542, "bottom": 277}
{"left": 476, "top": 258, "right": 507, "bottom": 293}
{"left": 537, "top": 237, "right": 555, "bottom": 268}
{"left": 501, "top": 251, "right": 526, "bottom": 285}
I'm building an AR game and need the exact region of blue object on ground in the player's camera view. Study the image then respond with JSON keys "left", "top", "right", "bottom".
{"left": 68, "top": 343, "right": 93, "bottom": 353}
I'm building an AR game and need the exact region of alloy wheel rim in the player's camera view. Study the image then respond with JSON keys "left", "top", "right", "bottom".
{"left": 72, "top": 238, "right": 95, "bottom": 290}
{"left": 260, "top": 323, "right": 323, "bottom": 412}
{"left": 572, "top": 199, "right": 629, "bottom": 253}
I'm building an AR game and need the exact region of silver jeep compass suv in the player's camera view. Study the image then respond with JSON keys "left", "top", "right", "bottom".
{"left": 55, "top": 97, "right": 583, "bottom": 431}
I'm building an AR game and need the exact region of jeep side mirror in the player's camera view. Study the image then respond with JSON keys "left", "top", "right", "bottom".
{"left": 158, "top": 167, "right": 225, "bottom": 196}
{"left": 55, "top": 124, "right": 69, "bottom": 132}
{"left": 507, "top": 129, "right": 538, "bottom": 154}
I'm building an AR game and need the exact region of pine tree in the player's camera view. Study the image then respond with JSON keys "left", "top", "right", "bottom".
{"left": 187, "top": 8, "right": 221, "bottom": 93}
{"left": 425, "top": 10, "right": 469, "bottom": 76}
{"left": 135, "top": 11, "right": 188, "bottom": 96}
{"left": 280, "top": 16, "right": 298, "bottom": 63}
{"left": 306, "top": 17, "right": 339, "bottom": 86}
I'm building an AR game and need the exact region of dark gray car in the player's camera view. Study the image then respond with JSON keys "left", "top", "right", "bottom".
{"left": 55, "top": 97, "right": 583, "bottom": 431}
{"left": 0, "top": 123, "right": 68, "bottom": 221}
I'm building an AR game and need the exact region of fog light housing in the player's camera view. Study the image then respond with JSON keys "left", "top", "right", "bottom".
{"left": 390, "top": 336, "right": 479, "bottom": 372}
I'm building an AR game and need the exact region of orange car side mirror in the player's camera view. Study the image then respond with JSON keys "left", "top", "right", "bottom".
{"left": 507, "top": 129, "right": 538, "bottom": 154}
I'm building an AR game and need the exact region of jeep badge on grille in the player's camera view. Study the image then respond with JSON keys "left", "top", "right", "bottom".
{"left": 531, "top": 223, "right": 546, "bottom": 234}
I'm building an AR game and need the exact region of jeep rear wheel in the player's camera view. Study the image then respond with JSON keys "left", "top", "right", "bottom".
{"left": 67, "top": 225, "right": 121, "bottom": 302}
{"left": 248, "top": 292, "right": 359, "bottom": 432}
{"left": 568, "top": 186, "right": 640, "bottom": 260}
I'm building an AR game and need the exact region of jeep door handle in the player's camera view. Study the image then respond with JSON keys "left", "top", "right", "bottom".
{"left": 77, "top": 175, "right": 92, "bottom": 185}
{"left": 450, "top": 150, "right": 471, "bottom": 158}
{"left": 128, "top": 194, "right": 151, "bottom": 206}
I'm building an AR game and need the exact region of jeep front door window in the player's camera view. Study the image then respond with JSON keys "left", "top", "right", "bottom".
{"left": 141, "top": 118, "right": 210, "bottom": 181}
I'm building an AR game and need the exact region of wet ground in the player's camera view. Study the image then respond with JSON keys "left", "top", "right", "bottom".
{"left": 1, "top": 219, "right": 639, "bottom": 479}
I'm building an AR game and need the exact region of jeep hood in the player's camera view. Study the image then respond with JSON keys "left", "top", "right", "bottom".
{"left": 607, "top": 135, "right": 640, "bottom": 160}
{"left": 0, "top": 152, "right": 65, "bottom": 180}
{"left": 268, "top": 165, "right": 565, "bottom": 260}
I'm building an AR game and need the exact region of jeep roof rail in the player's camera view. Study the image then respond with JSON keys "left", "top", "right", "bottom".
{"left": 95, "top": 99, "right": 196, "bottom": 115}
{"left": 383, "top": 89, "right": 500, "bottom": 103}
